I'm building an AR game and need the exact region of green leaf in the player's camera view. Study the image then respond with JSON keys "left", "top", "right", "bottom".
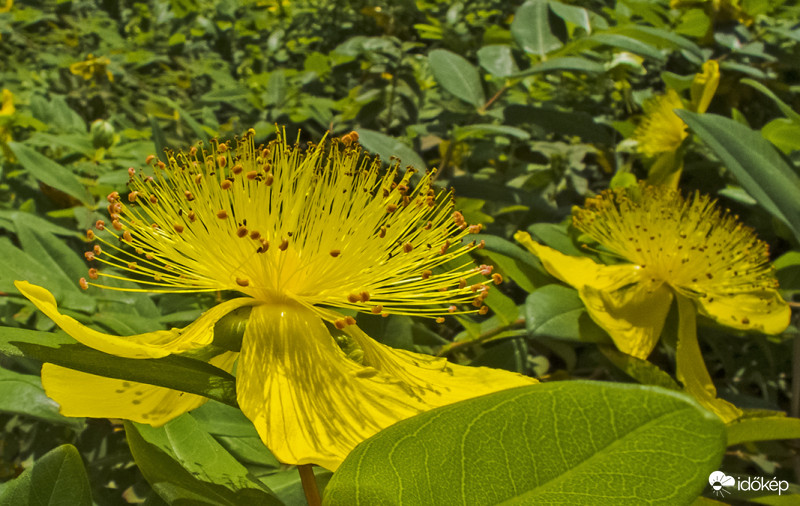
{"left": 0, "top": 366, "right": 81, "bottom": 426}
{"left": 512, "top": 0, "right": 563, "bottom": 58}
{"left": 7, "top": 142, "right": 93, "bottom": 205}
{"left": 548, "top": 0, "right": 592, "bottom": 34}
{"left": 356, "top": 129, "right": 426, "bottom": 170}
{"left": 324, "top": 382, "right": 726, "bottom": 505}
{"left": 428, "top": 49, "right": 485, "bottom": 108}
{"left": 148, "top": 115, "right": 168, "bottom": 165}
{"left": 585, "top": 33, "right": 665, "bottom": 61}
{"left": 610, "top": 25, "right": 702, "bottom": 60}
{"left": 476, "top": 45, "right": 518, "bottom": 78}
{"left": 599, "top": 346, "right": 681, "bottom": 391}
{"left": 126, "top": 421, "right": 282, "bottom": 506}
{"left": 453, "top": 124, "right": 530, "bottom": 141}
{"left": 0, "top": 444, "right": 92, "bottom": 506}
{"left": 0, "top": 327, "right": 237, "bottom": 406}
{"left": 525, "top": 284, "right": 609, "bottom": 342}
{"left": 726, "top": 416, "right": 800, "bottom": 446}
{"left": 762, "top": 118, "right": 800, "bottom": 154}
{"left": 512, "top": 56, "right": 604, "bottom": 77}
{"left": 741, "top": 78, "right": 800, "bottom": 126}
{"left": 676, "top": 111, "right": 800, "bottom": 242}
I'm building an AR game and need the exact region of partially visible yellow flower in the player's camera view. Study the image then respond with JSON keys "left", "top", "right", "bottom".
{"left": 0, "top": 89, "right": 15, "bottom": 158}
{"left": 632, "top": 60, "right": 720, "bottom": 187}
{"left": 0, "top": 0, "right": 12, "bottom": 13}
{"left": 69, "top": 54, "right": 113, "bottom": 82}
{"left": 516, "top": 183, "right": 790, "bottom": 421}
{"left": 16, "top": 128, "right": 534, "bottom": 470}
{"left": 671, "top": 0, "right": 752, "bottom": 26}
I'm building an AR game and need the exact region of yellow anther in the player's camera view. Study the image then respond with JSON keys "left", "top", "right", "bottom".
{"left": 435, "top": 317, "right": 445, "bottom": 323}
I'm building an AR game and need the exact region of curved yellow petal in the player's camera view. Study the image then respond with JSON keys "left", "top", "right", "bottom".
{"left": 236, "top": 303, "right": 534, "bottom": 471}
{"left": 690, "top": 60, "right": 720, "bottom": 114}
{"left": 15, "top": 280, "right": 255, "bottom": 358}
{"left": 40, "top": 352, "right": 237, "bottom": 425}
{"left": 675, "top": 295, "right": 742, "bottom": 423}
{"left": 581, "top": 282, "right": 673, "bottom": 359}
{"left": 514, "top": 233, "right": 634, "bottom": 291}
{"left": 692, "top": 288, "right": 790, "bottom": 336}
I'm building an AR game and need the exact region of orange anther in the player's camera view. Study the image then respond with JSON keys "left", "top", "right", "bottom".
{"left": 492, "top": 273, "right": 503, "bottom": 285}
{"left": 344, "top": 316, "right": 356, "bottom": 326}
{"left": 84, "top": 251, "right": 95, "bottom": 261}
{"left": 93, "top": 245, "right": 102, "bottom": 255}
{"left": 128, "top": 191, "right": 139, "bottom": 202}
{"left": 221, "top": 180, "right": 232, "bottom": 190}
{"left": 246, "top": 170, "right": 258, "bottom": 179}
{"left": 145, "top": 154, "right": 156, "bottom": 165}
{"left": 478, "top": 305, "right": 489, "bottom": 315}
{"left": 188, "top": 211, "right": 196, "bottom": 222}
{"left": 403, "top": 242, "right": 413, "bottom": 253}
{"left": 217, "top": 210, "right": 228, "bottom": 219}
{"left": 88, "top": 268, "right": 98, "bottom": 280}
{"left": 359, "top": 291, "right": 370, "bottom": 302}
{"left": 217, "top": 155, "right": 227, "bottom": 168}
{"left": 95, "top": 220, "right": 105, "bottom": 230}
{"left": 149, "top": 195, "right": 158, "bottom": 204}
{"left": 334, "top": 319, "right": 346, "bottom": 330}
{"left": 371, "top": 305, "right": 383, "bottom": 314}
{"left": 386, "top": 204, "right": 398, "bottom": 213}
{"left": 107, "top": 191, "right": 120, "bottom": 203}
{"left": 330, "top": 249, "right": 341, "bottom": 257}
{"left": 86, "top": 230, "right": 95, "bottom": 240}
{"left": 236, "top": 277, "right": 250, "bottom": 287}
{"left": 174, "top": 224, "right": 184, "bottom": 233}
{"left": 435, "top": 317, "right": 445, "bottom": 323}
{"left": 422, "top": 270, "right": 432, "bottom": 279}
{"left": 232, "top": 164, "right": 243, "bottom": 175}
{"left": 347, "top": 293, "right": 360, "bottom": 303}
{"left": 79, "top": 278, "right": 89, "bottom": 290}
{"left": 279, "top": 238, "right": 288, "bottom": 251}
{"left": 237, "top": 226, "right": 248, "bottom": 238}
{"left": 122, "top": 230, "right": 132, "bottom": 242}
{"left": 265, "top": 174, "right": 274, "bottom": 186}
{"left": 379, "top": 226, "right": 387, "bottom": 238}
{"left": 112, "top": 220, "right": 123, "bottom": 231}
{"left": 249, "top": 230, "right": 261, "bottom": 240}
{"left": 184, "top": 191, "right": 194, "bottom": 201}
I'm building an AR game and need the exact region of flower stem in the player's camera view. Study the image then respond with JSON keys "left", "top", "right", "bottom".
{"left": 298, "top": 464, "right": 321, "bottom": 506}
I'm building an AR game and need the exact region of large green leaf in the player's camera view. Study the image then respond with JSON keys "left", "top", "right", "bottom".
{"left": 126, "top": 420, "right": 282, "bottom": 506}
{"left": 428, "top": 49, "right": 485, "bottom": 108}
{"left": 0, "top": 444, "right": 92, "bottom": 506}
{"left": 0, "top": 327, "right": 237, "bottom": 406}
{"left": 7, "top": 142, "right": 93, "bottom": 206}
{"left": 677, "top": 111, "right": 800, "bottom": 241}
{"left": 727, "top": 416, "right": 800, "bottom": 446}
{"left": 511, "top": 0, "right": 563, "bottom": 58}
{"left": 324, "top": 382, "right": 725, "bottom": 505}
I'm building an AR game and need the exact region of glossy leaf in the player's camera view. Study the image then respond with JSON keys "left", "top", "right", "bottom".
{"left": 0, "top": 444, "right": 92, "bottom": 506}
{"left": 126, "top": 420, "right": 282, "bottom": 506}
{"left": 476, "top": 45, "right": 518, "bottom": 78}
{"left": 324, "top": 382, "right": 726, "bottom": 505}
{"left": 677, "top": 111, "right": 800, "bottom": 241}
{"left": 525, "top": 284, "right": 609, "bottom": 342}
{"left": 428, "top": 49, "right": 485, "bottom": 107}
{"left": 512, "top": 56, "right": 604, "bottom": 77}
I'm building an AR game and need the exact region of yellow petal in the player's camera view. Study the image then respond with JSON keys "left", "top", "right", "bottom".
{"left": 693, "top": 288, "right": 791, "bottom": 336}
{"left": 40, "top": 352, "right": 237, "bottom": 426}
{"left": 690, "top": 60, "right": 720, "bottom": 114}
{"left": 14, "top": 280, "right": 254, "bottom": 358}
{"left": 236, "top": 303, "right": 534, "bottom": 471}
{"left": 514, "top": 233, "right": 630, "bottom": 290}
{"left": 675, "top": 295, "right": 742, "bottom": 423}
{"left": 581, "top": 282, "right": 673, "bottom": 359}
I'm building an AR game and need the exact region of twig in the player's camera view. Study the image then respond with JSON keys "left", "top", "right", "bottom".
{"left": 298, "top": 464, "right": 321, "bottom": 506}
{"left": 436, "top": 318, "right": 526, "bottom": 357}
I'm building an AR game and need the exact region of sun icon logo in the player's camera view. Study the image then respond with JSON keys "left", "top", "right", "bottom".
{"left": 708, "top": 471, "right": 736, "bottom": 497}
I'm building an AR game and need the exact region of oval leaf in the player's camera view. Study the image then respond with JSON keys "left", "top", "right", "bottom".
{"left": 356, "top": 129, "right": 426, "bottom": 170}
{"left": 511, "top": 0, "right": 563, "bottom": 57}
{"left": 428, "top": 49, "right": 485, "bottom": 108}
{"left": 324, "top": 381, "right": 725, "bottom": 505}
{"left": 0, "top": 444, "right": 92, "bottom": 506}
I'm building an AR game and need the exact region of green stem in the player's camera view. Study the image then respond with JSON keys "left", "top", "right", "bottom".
{"left": 436, "top": 318, "right": 526, "bottom": 357}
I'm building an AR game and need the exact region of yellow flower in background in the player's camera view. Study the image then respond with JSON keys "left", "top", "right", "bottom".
{"left": 0, "top": 0, "right": 11, "bottom": 13}
{"left": 516, "top": 183, "right": 789, "bottom": 421}
{"left": 671, "top": 0, "right": 752, "bottom": 26}
{"left": 0, "top": 89, "right": 15, "bottom": 158}
{"left": 632, "top": 60, "right": 720, "bottom": 187}
{"left": 69, "top": 54, "right": 114, "bottom": 82}
{"left": 16, "top": 128, "right": 534, "bottom": 470}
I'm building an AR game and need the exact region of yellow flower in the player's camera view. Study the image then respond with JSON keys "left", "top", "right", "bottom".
{"left": 0, "top": 89, "right": 15, "bottom": 158}
{"left": 69, "top": 54, "right": 113, "bottom": 82}
{"left": 16, "top": 128, "right": 534, "bottom": 470}
{"left": 0, "top": 0, "right": 11, "bottom": 13}
{"left": 516, "top": 183, "right": 789, "bottom": 421}
{"left": 633, "top": 61, "right": 720, "bottom": 187}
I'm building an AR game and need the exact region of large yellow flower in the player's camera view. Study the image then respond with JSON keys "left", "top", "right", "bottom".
{"left": 16, "top": 129, "right": 534, "bottom": 470}
{"left": 516, "top": 183, "right": 790, "bottom": 421}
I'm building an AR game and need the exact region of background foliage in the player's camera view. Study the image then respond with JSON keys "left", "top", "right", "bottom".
{"left": 1, "top": 0, "right": 799, "bottom": 504}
